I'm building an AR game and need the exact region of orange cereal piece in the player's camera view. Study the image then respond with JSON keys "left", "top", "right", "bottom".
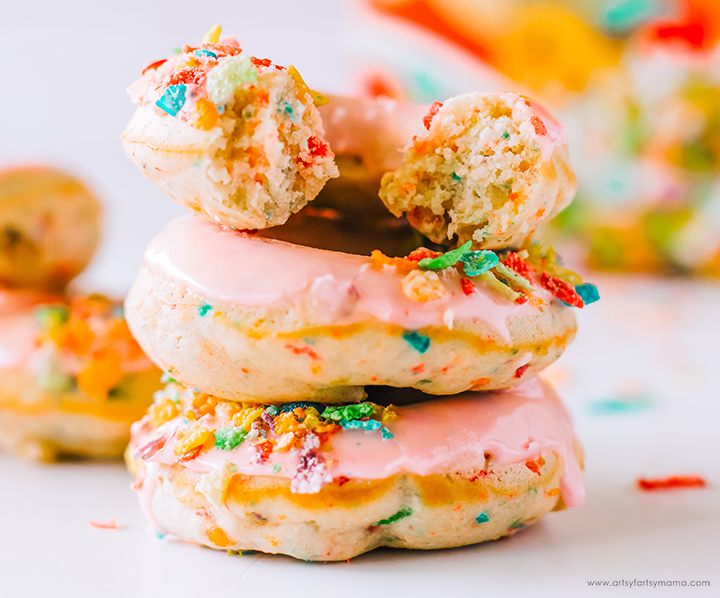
{"left": 195, "top": 98, "right": 219, "bottom": 131}
{"left": 76, "top": 348, "right": 123, "bottom": 399}
{"left": 207, "top": 527, "right": 233, "bottom": 548}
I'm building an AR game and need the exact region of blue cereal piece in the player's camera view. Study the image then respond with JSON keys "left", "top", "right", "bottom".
{"left": 475, "top": 512, "right": 490, "bottom": 524}
{"left": 198, "top": 303, "right": 212, "bottom": 316}
{"left": 461, "top": 250, "right": 499, "bottom": 277}
{"left": 575, "top": 283, "right": 600, "bottom": 305}
{"left": 340, "top": 419, "right": 382, "bottom": 431}
{"left": 281, "top": 401, "right": 326, "bottom": 413}
{"left": 403, "top": 331, "right": 430, "bottom": 354}
{"left": 156, "top": 84, "right": 187, "bottom": 116}
{"left": 194, "top": 49, "right": 218, "bottom": 59}
{"left": 381, "top": 426, "right": 394, "bottom": 440}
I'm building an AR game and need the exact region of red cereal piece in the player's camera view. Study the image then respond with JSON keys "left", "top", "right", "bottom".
{"left": 203, "top": 42, "right": 242, "bottom": 57}
{"left": 505, "top": 252, "right": 533, "bottom": 281}
{"left": 252, "top": 440, "right": 274, "bottom": 464}
{"left": 177, "top": 445, "right": 203, "bottom": 463}
{"left": 515, "top": 293, "right": 529, "bottom": 305}
{"left": 540, "top": 273, "right": 584, "bottom": 308}
{"left": 530, "top": 115, "right": 547, "bottom": 136}
{"left": 637, "top": 476, "right": 707, "bottom": 491}
{"left": 250, "top": 57, "right": 272, "bottom": 68}
{"left": 88, "top": 517, "right": 119, "bottom": 530}
{"left": 166, "top": 68, "right": 206, "bottom": 87}
{"left": 335, "top": 476, "right": 350, "bottom": 486}
{"left": 423, "top": 101, "right": 443, "bottom": 130}
{"left": 406, "top": 247, "right": 443, "bottom": 262}
{"left": 285, "top": 344, "right": 322, "bottom": 361}
{"left": 461, "top": 278, "right": 476, "bottom": 296}
{"left": 514, "top": 364, "right": 530, "bottom": 378}
{"left": 307, "top": 136, "right": 328, "bottom": 158}
{"left": 411, "top": 364, "right": 425, "bottom": 374}
{"left": 525, "top": 457, "right": 544, "bottom": 476}
{"left": 142, "top": 59, "right": 167, "bottom": 76}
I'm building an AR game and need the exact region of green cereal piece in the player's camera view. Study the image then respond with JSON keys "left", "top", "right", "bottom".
{"left": 214, "top": 427, "right": 247, "bottom": 450}
{"left": 265, "top": 405, "right": 279, "bottom": 416}
{"left": 198, "top": 303, "right": 212, "bottom": 316}
{"left": 322, "top": 403, "right": 375, "bottom": 422}
{"left": 33, "top": 305, "right": 70, "bottom": 330}
{"left": 374, "top": 507, "right": 413, "bottom": 527}
{"left": 477, "top": 271, "right": 521, "bottom": 302}
{"left": 493, "top": 262, "right": 536, "bottom": 292}
{"left": 207, "top": 54, "right": 258, "bottom": 106}
{"left": 461, "top": 250, "right": 499, "bottom": 277}
{"left": 271, "top": 464, "right": 281, "bottom": 473}
{"left": 419, "top": 241, "right": 472, "bottom": 270}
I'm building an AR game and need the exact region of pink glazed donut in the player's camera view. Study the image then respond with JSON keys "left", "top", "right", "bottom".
{"left": 126, "top": 378, "right": 584, "bottom": 561}
{"left": 125, "top": 215, "right": 577, "bottom": 403}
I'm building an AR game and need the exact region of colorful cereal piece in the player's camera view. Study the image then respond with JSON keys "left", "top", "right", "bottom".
{"left": 156, "top": 84, "right": 187, "bottom": 116}
{"left": 402, "top": 331, "right": 431, "bottom": 354}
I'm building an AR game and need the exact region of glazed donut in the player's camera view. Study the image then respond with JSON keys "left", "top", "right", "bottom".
{"left": 379, "top": 92, "right": 577, "bottom": 248}
{"left": 121, "top": 28, "right": 338, "bottom": 230}
{"left": 126, "top": 378, "right": 584, "bottom": 561}
{"left": 125, "top": 215, "right": 582, "bottom": 403}
{"left": 0, "top": 165, "right": 102, "bottom": 291}
{"left": 0, "top": 291, "right": 161, "bottom": 460}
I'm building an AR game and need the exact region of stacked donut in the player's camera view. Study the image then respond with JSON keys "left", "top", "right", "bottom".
{"left": 0, "top": 166, "right": 161, "bottom": 460}
{"left": 122, "top": 28, "right": 597, "bottom": 561}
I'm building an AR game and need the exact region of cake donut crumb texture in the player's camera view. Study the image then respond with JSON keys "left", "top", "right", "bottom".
{"left": 380, "top": 92, "right": 576, "bottom": 249}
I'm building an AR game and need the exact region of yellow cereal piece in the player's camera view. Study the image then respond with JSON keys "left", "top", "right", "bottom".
{"left": 175, "top": 424, "right": 212, "bottom": 455}
{"left": 203, "top": 25, "right": 222, "bottom": 44}
{"left": 286, "top": 65, "right": 326, "bottom": 106}
{"left": 401, "top": 269, "right": 446, "bottom": 302}
{"left": 149, "top": 397, "right": 179, "bottom": 428}
{"left": 232, "top": 407, "right": 263, "bottom": 431}
{"left": 303, "top": 408, "right": 320, "bottom": 430}
{"left": 381, "top": 406, "right": 397, "bottom": 423}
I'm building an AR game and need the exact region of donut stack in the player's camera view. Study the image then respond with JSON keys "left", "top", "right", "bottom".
{"left": 122, "top": 28, "right": 597, "bottom": 560}
{"left": 0, "top": 166, "right": 161, "bottom": 461}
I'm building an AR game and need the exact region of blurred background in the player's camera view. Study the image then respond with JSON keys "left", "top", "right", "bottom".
{"left": 3, "top": 0, "right": 720, "bottom": 296}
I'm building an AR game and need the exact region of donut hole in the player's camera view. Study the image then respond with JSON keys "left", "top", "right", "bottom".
{"left": 260, "top": 206, "right": 418, "bottom": 257}
{"left": 379, "top": 93, "right": 567, "bottom": 249}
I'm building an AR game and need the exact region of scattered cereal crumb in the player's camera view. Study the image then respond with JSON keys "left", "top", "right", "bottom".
{"left": 88, "top": 517, "right": 119, "bottom": 530}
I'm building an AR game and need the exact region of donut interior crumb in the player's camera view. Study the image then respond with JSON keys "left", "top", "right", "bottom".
{"left": 380, "top": 94, "right": 544, "bottom": 247}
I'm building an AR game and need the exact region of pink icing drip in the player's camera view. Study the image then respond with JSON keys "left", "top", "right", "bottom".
{"left": 0, "top": 291, "right": 51, "bottom": 369}
{"left": 133, "top": 379, "right": 583, "bottom": 509}
{"left": 144, "top": 215, "right": 550, "bottom": 341}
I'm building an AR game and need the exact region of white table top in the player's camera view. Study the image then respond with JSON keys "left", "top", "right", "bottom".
{"left": 2, "top": 274, "right": 718, "bottom": 597}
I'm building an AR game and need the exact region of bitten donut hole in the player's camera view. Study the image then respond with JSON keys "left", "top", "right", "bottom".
{"left": 380, "top": 93, "right": 557, "bottom": 249}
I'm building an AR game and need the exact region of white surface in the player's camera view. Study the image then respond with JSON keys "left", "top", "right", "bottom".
{"left": 1, "top": 275, "right": 718, "bottom": 597}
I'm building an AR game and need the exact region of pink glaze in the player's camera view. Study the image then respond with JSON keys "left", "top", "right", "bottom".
{"left": 145, "top": 215, "right": 555, "bottom": 341}
{"left": 319, "top": 95, "right": 429, "bottom": 174}
{"left": 518, "top": 94, "right": 566, "bottom": 160}
{"left": 0, "top": 291, "right": 50, "bottom": 369}
{"left": 132, "top": 378, "right": 583, "bottom": 509}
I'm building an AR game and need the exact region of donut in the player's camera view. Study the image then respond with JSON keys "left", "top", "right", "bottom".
{"left": 121, "top": 27, "right": 338, "bottom": 230}
{"left": 0, "top": 165, "right": 102, "bottom": 291}
{"left": 0, "top": 290, "right": 161, "bottom": 460}
{"left": 379, "top": 92, "right": 577, "bottom": 249}
{"left": 125, "top": 215, "right": 587, "bottom": 403}
{"left": 126, "top": 377, "right": 584, "bottom": 561}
